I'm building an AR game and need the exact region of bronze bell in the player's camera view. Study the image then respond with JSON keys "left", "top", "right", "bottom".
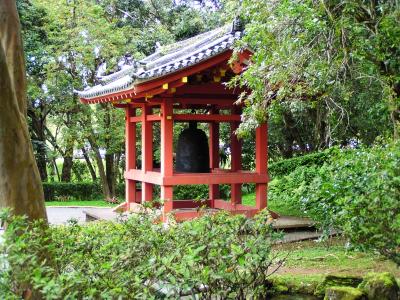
{"left": 176, "top": 121, "right": 210, "bottom": 173}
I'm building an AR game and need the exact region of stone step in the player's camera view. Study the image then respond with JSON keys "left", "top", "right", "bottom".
{"left": 272, "top": 216, "right": 315, "bottom": 230}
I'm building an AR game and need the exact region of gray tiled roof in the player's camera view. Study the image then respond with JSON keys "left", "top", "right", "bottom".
{"left": 76, "top": 23, "right": 242, "bottom": 100}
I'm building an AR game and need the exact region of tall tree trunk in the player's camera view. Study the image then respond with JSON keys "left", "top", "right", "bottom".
{"left": 52, "top": 157, "right": 60, "bottom": 182}
{"left": 88, "top": 135, "right": 112, "bottom": 200}
{"left": 61, "top": 156, "right": 73, "bottom": 182}
{"left": 0, "top": 0, "right": 47, "bottom": 221}
{"left": 105, "top": 153, "right": 115, "bottom": 197}
{"left": 61, "top": 145, "right": 73, "bottom": 182}
{"left": 82, "top": 146, "right": 97, "bottom": 181}
{"left": 28, "top": 107, "right": 48, "bottom": 181}
{"left": 36, "top": 140, "right": 48, "bottom": 182}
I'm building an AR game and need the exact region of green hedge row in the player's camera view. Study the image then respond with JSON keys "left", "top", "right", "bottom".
{"left": 43, "top": 182, "right": 125, "bottom": 201}
{"left": 268, "top": 148, "right": 338, "bottom": 178}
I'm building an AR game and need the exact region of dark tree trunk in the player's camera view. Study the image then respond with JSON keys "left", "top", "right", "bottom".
{"left": 313, "top": 102, "right": 330, "bottom": 150}
{"left": 88, "top": 135, "right": 112, "bottom": 200}
{"left": 52, "top": 158, "right": 60, "bottom": 182}
{"left": 61, "top": 146, "right": 73, "bottom": 182}
{"left": 114, "top": 152, "right": 122, "bottom": 184}
{"left": 105, "top": 153, "right": 115, "bottom": 197}
{"left": 28, "top": 107, "right": 48, "bottom": 181}
{"left": 82, "top": 147, "right": 97, "bottom": 181}
{"left": 36, "top": 140, "right": 48, "bottom": 181}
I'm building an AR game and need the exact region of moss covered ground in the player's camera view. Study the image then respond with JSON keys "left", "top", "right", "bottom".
{"left": 269, "top": 238, "right": 400, "bottom": 293}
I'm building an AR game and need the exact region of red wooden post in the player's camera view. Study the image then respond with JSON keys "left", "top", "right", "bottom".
{"left": 141, "top": 104, "right": 153, "bottom": 202}
{"left": 255, "top": 123, "right": 268, "bottom": 210}
{"left": 125, "top": 106, "right": 137, "bottom": 206}
{"left": 161, "top": 99, "right": 174, "bottom": 212}
{"left": 209, "top": 108, "right": 220, "bottom": 206}
{"left": 231, "top": 108, "right": 242, "bottom": 206}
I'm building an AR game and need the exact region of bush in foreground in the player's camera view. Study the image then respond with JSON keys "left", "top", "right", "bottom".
{"left": 0, "top": 210, "right": 278, "bottom": 299}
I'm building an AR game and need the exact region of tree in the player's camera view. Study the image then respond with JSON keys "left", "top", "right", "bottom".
{"left": 0, "top": 0, "right": 47, "bottom": 221}
{"left": 18, "top": 0, "right": 52, "bottom": 182}
{"left": 228, "top": 0, "right": 399, "bottom": 152}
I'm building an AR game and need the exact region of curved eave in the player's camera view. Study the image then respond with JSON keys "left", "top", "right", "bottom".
{"left": 78, "top": 31, "right": 244, "bottom": 102}
{"left": 79, "top": 50, "right": 236, "bottom": 105}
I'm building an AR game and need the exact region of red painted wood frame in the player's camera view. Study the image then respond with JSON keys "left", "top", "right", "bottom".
{"left": 124, "top": 100, "right": 268, "bottom": 220}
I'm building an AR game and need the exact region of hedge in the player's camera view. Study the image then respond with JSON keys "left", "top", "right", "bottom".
{"left": 42, "top": 182, "right": 125, "bottom": 201}
{"left": 268, "top": 147, "right": 338, "bottom": 178}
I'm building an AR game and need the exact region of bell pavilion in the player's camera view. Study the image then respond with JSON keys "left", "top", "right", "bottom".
{"left": 77, "top": 22, "right": 269, "bottom": 221}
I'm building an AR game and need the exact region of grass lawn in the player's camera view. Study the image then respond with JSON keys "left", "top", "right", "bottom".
{"left": 45, "top": 200, "right": 118, "bottom": 207}
{"left": 242, "top": 192, "right": 307, "bottom": 217}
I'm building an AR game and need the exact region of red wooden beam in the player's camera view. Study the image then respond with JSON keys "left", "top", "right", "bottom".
{"left": 209, "top": 108, "right": 220, "bottom": 204}
{"left": 125, "top": 169, "right": 163, "bottom": 185}
{"left": 173, "top": 114, "right": 240, "bottom": 122}
{"left": 164, "top": 98, "right": 238, "bottom": 106}
{"left": 160, "top": 99, "right": 174, "bottom": 213}
{"left": 163, "top": 171, "right": 268, "bottom": 186}
{"left": 129, "top": 115, "right": 161, "bottom": 123}
{"left": 147, "top": 114, "right": 162, "bottom": 122}
{"left": 125, "top": 107, "right": 137, "bottom": 204}
{"left": 141, "top": 104, "right": 154, "bottom": 202}
{"left": 130, "top": 116, "right": 141, "bottom": 123}
{"left": 173, "top": 83, "right": 238, "bottom": 96}
{"left": 230, "top": 106, "right": 242, "bottom": 206}
{"left": 172, "top": 200, "right": 211, "bottom": 209}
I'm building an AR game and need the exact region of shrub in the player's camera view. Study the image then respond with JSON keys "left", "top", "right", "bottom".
{"left": 0, "top": 209, "right": 278, "bottom": 299}
{"left": 42, "top": 182, "right": 125, "bottom": 201}
{"left": 173, "top": 184, "right": 231, "bottom": 200}
{"left": 268, "top": 148, "right": 337, "bottom": 178}
{"left": 267, "top": 142, "right": 399, "bottom": 264}
{"left": 306, "top": 142, "right": 399, "bottom": 264}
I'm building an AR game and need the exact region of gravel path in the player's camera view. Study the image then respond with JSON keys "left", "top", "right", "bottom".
{"left": 46, "top": 207, "right": 116, "bottom": 225}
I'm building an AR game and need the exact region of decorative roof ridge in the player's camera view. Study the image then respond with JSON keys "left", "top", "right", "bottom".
{"left": 76, "top": 20, "right": 245, "bottom": 100}
{"left": 97, "top": 65, "right": 134, "bottom": 84}
{"left": 136, "top": 31, "right": 241, "bottom": 81}
{"left": 77, "top": 74, "right": 134, "bottom": 99}
{"left": 139, "top": 25, "right": 230, "bottom": 65}
{"left": 144, "top": 25, "right": 231, "bottom": 71}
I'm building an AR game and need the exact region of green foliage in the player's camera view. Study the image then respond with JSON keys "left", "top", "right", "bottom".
{"left": 269, "top": 148, "right": 337, "bottom": 178}
{"left": 0, "top": 209, "right": 277, "bottom": 299}
{"left": 173, "top": 184, "right": 231, "bottom": 200}
{"left": 43, "top": 182, "right": 125, "bottom": 201}
{"left": 228, "top": 0, "right": 399, "bottom": 145}
{"left": 271, "top": 142, "right": 400, "bottom": 264}
{"left": 304, "top": 142, "right": 400, "bottom": 264}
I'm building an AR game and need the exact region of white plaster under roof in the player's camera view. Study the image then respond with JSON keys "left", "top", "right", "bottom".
{"left": 76, "top": 21, "right": 243, "bottom": 100}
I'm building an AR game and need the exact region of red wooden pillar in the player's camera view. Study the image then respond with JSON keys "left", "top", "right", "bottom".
{"left": 209, "top": 108, "right": 219, "bottom": 206}
{"left": 126, "top": 106, "right": 137, "bottom": 206}
{"left": 255, "top": 123, "right": 268, "bottom": 210}
{"left": 231, "top": 107, "right": 242, "bottom": 206}
{"left": 141, "top": 104, "right": 153, "bottom": 202}
{"left": 160, "top": 99, "right": 174, "bottom": 213}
